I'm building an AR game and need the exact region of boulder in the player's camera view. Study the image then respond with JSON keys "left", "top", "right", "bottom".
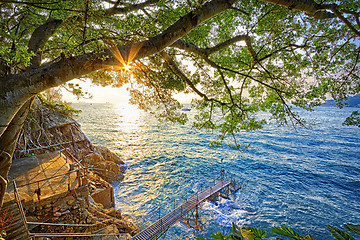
{"left": 82, "top": 152, "right": 104, "bottom": 165}
{"left": 97, "top": 161, "right": 124, "bottom": 183}
{"left": 83, "top": 153, "right": 124, "bottom": 183}
{"left": 95, "top": 145, "right": 124, "bottom": 164}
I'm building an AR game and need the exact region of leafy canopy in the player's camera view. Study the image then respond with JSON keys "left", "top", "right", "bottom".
{"left": 1, "top": 0, "right": 359, "bottom": 147}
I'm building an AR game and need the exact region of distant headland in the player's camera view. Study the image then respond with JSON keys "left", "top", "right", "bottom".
{"left": 321, "top": 94, "right": 360, "bottom": 107}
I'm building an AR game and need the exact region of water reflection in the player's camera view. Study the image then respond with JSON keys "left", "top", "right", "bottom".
{"left": 115, "top": 103, "right": 141, "bottom": 133}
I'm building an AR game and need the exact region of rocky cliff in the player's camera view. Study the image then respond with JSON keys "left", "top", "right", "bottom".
{"left": 7, "top": 97, "right": 139, "bottom": 239}
{"left": 15, "top": 98, "right": 126, "bottom": 183}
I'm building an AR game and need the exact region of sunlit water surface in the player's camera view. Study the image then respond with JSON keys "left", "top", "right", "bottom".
{"left": 74, "top": 103, "right": 360, "bottom": 240}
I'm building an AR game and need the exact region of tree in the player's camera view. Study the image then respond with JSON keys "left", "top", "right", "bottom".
{"left": 0, "top": 0, "right": 359, "bottom": 207}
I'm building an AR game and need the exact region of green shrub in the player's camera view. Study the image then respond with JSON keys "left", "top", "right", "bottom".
{"left": 197, "top": 223, "right": 360, "bottom": 240}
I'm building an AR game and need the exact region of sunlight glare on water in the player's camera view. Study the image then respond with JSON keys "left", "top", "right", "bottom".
{"left": 115, "top": 103, "right": 141, "bottom": 133}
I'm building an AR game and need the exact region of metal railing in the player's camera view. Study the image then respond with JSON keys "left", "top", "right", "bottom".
{"left": 131, "top": 179, "right": 232, "bottom": 240}
{"left": 13, "top": 180, "right": 31, "bottom": 239}
{"left": 11, "top": 149, "right": 131, "bottom": 239}
{"left": 133, "top": 173, "right": 244, "bottom": 233}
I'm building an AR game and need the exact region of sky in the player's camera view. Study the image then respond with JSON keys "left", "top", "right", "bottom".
{"left": 62, "top": 79, "right": 130, "bottom": 103}
{"left": 61, "top": 79, "right": 195, "bottom": 104}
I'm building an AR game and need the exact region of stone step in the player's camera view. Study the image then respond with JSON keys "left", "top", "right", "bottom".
{"left": 1, "top": 201, "right": 18, "bottom": 213}
{"left": 4, "top": 219, "right": 27, "bottom": 240}
{"left": 12, "top": 231, "right": 29, "bottom": 240}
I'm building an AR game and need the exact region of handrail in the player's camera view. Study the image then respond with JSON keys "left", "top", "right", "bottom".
{"left": 135, "top": 175, "right": 234, "bottom": 232}
{"left": 60, "top": 148, "right": 86, "bottom": 169}
{"left": 11, "top": 146, "right": 136, "bottom": 239}
{"left": 13, "top": 180, "right": 31, "bottom": 239}
{"left": 30, "top": 232, "right": 130, "bottom": 238}
{"left": 14, "top": 178, "right": 129, "bottom": 239}
{"left": 27, "top": 218, "right": 113, "bottom": 227}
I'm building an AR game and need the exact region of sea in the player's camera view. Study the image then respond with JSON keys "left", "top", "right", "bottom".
{"left": 73, "top": 103, "right": 360, "bottom": 240}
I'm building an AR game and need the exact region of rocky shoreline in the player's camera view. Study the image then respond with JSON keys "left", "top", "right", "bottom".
{"left": 2, "top": 98, "right": 139, "bottom": 239}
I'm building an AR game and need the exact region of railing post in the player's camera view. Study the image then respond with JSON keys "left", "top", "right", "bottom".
{"left": 77, "top": 169, "right": 81, "bottom": 187}
{"left": 160, "top": 218, "right": 163, "bottom": 233}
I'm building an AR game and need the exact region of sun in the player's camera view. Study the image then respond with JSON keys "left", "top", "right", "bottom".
{"left": 123, "top": 64, "right": 132, "bottom": 72}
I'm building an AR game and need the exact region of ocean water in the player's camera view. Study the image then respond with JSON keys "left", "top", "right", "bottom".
{"left": 74, "top": 103, "right": 360, "bottom": 240}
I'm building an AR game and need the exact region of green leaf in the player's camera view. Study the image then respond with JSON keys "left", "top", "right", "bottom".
{"left": 240, "top": 227, "right": 256, "bottom": 240}
{"left": 300, "top": 235, "right": 316, "bottom": 240}
{"left": 328, "top": 225, "right": 356, "bottom": 240}
{"left": 271, "top": 226, "right": 301, "bottom": 239}
{"left": 344, "top": 224, "right": 360, "bottom": 236}
{"left": 210, "top": 232, "right": 229, "bottom": 240}
{"left": 232, "top": 223, "right": 243, "bottom": 239}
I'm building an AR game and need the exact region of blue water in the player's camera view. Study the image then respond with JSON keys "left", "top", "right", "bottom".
{"left": 74, "top": 103, "right": 360, "bottom": 240}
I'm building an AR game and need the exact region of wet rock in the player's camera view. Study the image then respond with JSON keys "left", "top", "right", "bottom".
{"left": 120, "top": 165, "right": 126, "bottom": 174}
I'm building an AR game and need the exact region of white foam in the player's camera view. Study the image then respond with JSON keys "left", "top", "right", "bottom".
{"left": 202, "top": 197, "right": 248, "bottom": 227}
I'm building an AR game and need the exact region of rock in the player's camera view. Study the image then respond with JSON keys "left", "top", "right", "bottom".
{"left": 52, "top": 206, "right": 61, "bottom": 213}
{"left": 100, "top": 163, "right": 124, "bottom": 183}
{"left": 83, "top": 152, "right": 104, "bottom": 165}
{"left": 86, "top": 216, "right": 93, "bottom": 224}
{"left": 61, "top": 210, "right": 70, "bottom": 215}
{"left": 104, "top": 208, "right": 121, "bottom": 218}
{"left": 66, "top": 198, "right": 77, "bottom": 206}
{"left": 95, "top": 145, "right": 125, "bottom": 164}
{"left": 90, "top": 161, "right": 124, "bottom": 183}
{"left": 97, "top": 224, "right": 119, "bottom": 240}
{"left": 119, "top": 165, "right": 126, "bottom": 173}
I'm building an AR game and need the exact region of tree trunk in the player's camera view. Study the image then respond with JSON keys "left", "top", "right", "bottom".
{"left": 0, "top": 99, "right": 33, "bottom": 207}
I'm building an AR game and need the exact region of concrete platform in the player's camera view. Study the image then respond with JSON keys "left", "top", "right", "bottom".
{"left": 4, "top": 151, "right": 80, "bottom": 204}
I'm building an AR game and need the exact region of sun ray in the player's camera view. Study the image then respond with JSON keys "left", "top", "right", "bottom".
{"left": 128, "top": 42, "right": 144, "bottom": 63}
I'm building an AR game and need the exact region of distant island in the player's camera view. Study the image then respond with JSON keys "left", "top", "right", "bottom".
{"left": 321, "top": 94, "right": 360, "bottom": 107}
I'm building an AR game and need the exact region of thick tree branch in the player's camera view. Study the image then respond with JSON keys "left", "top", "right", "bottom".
{"left": 105, "top": 0, "right": 159, "bottom": 16}
{"left": 325, "top": 4, "right": 360, "bottom": 37}
{"left": 0, "top": 99, "right": 32, "bottom": 208}
{"left": 171, "top": 35, "right": 256, "bottom": 59}
{"left": 28, "top": 17, "right": 63, "bottom": 68}
{"left": 259, "top": 0, "right": 335, "bottom": 19}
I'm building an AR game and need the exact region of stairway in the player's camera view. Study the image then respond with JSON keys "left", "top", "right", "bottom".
{"left": 1, "top": 200, "right": 28, "bottom": 240}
